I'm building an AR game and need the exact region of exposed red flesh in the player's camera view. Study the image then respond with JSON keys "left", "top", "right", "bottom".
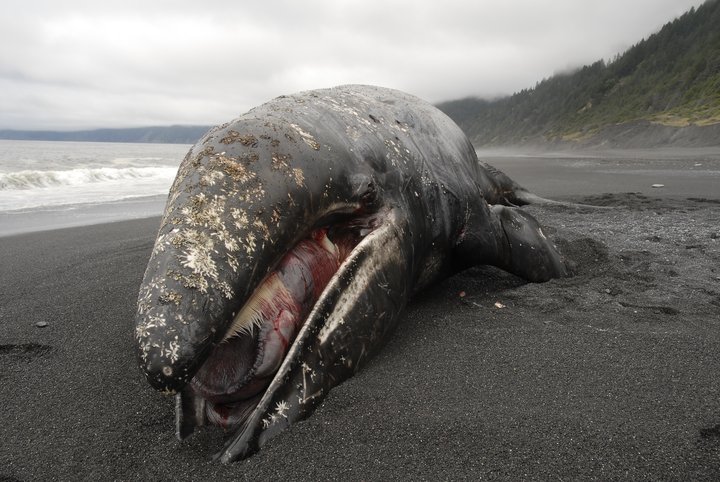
{"left": 187, "top": 225, "right": 365, "bottom": 425}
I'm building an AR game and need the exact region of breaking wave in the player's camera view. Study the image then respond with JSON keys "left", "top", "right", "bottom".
{"left": 0, "top": 167, "right": 177, "bottom": 191}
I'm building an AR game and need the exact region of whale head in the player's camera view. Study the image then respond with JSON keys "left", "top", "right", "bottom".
{"left": 135, "top": 116, "right": 394, "bottom": 437}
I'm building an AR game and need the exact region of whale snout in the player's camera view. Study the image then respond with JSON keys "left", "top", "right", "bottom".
{"left": 136, "top": 318, "right": 212, "bottom": 394}
{"left": 135, "top": 282, "right": 225, "bottom": 395}
{"left": 138, "top": 341, "right": 203, "bottom": 394}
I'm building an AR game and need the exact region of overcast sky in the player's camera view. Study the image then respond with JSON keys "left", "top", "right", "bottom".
{"left": 0, "top": 0, "right": 707, "bottom": 130}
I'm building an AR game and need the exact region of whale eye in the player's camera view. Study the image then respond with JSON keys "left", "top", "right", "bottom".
{"left": 348, "top": 173, "right": 379, "bottom": 208}
{"left": 361, "top": 180, "right": 377, "bottom": 207}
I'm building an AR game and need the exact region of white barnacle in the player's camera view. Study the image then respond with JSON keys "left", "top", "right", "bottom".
{"left": 179, "top": 230, "right": 218, "bottom": 281}
{"left": 147, "top": 313, "right": 167, "bottom": 329}
{"left": 231, "top": 208, "right": 249, "bottom": 230}
{"left": 275, "top": 400, "right": 290, "bottom": 418}
{"left": 227, "top": 254, "right": 239, "bottom": 273}
{"left": 289, "top": 123, "right": 321, "bottom": 150}
{"left": 292, "top": 168, "right": 305, "bottom": 187}
{"left": 243, "top": 232, "right": 257, "bottom": 255}
{"left": 223, "top": 236, "right": 240, "bottom": 253}
{"left": 136, "top": 319, "right": 159, "bottom": 345}
{"left": 151, "top": 233, "right": 167, "bottom": 257}
{"left": 204, "top": 197, "right": 225, "bottom": 229}
{"left": 217, "top": 281, "right": 234, "bottom": 300}
{"left": 245, "top": 184, "right": 266, "bottom": 203}
{"left": 135, "top": 323, "right": 151, "bottom": 340}
{"left": 200, "top": 170, "right": 224, "bottom": 186}
{"left": 139, "top": 341, "right": 151, "bottom": 358}
{"left": 211, "top": 225, "right": 238, "bottom": 252}
{"left": 252, "top": 219, "right": 270, "bottom": 240}
{"left": 164, "top": 340, "right": 180, "bottom": 363}
{"left": 271, "top": 208, "right": 281, "bottom": 227}
{"left": 181, "top": 248, "right": 218, "bottom": 281}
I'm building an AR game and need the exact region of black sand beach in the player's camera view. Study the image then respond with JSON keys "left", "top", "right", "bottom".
{"left": 2, "top": 152, "right": 720, "bottom": 480}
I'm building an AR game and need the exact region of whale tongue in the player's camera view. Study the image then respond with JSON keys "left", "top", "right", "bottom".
{"left": 254, "top": 309, "right": 296, "bottom": 378}
{"left": 190, "top": 331, "right": 259, "bottom": 402}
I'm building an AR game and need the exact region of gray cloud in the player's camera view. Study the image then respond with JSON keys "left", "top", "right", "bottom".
{"left": 0, "top": 0, "right": 706, "bottom": 129}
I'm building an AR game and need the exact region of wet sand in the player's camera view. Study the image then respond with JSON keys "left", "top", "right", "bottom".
{"left": 1, "top": 152, "right": 719, "bottom": 480}
{"left": 0, "top": 194, "right": 168, "bottom": 238}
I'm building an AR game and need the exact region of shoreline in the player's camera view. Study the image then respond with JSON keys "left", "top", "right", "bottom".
{"left": 0, "top": 194, "right": 167, "bottom": 238}
{"left": 3, "top": 147, "right": 720, "bottom": 239}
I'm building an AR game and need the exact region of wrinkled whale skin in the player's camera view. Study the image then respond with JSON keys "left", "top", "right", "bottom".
{"left": 135, "top": 85, "right": 569, "bottom": 462}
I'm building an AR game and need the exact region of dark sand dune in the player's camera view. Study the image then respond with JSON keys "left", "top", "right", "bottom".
{"left": 1, "top": 154, "right": 720, "bottom": 480}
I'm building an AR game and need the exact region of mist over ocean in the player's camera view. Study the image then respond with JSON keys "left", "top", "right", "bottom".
{"left": 0, "top": 140, "right": 190, "bottom": 236}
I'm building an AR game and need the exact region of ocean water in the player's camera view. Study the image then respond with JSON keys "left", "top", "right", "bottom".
{"left": 0, "top": 140, "right": 188, "bottom": 211}
{"left": 0, "top": 140, "right": 190, "bottom": 236}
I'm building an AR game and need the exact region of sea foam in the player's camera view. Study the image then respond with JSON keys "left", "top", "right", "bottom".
{"left": 0, "top": 167, "right": 177, "bottom": 191}
{"left": 0, "top": 140, "right": 188, "bottom": 213}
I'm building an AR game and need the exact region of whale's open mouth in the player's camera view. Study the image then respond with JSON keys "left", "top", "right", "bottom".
{"left": 184, "top": 213, "right": 379, "bottom": 431}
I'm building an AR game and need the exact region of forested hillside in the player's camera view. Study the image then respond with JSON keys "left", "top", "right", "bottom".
{"left": 438, "top": 0, "right": 720, "bottom": 147}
